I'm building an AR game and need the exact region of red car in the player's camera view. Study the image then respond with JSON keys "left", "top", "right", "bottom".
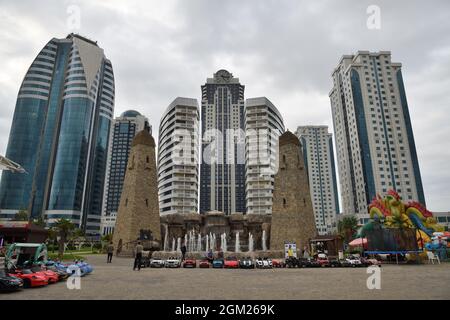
{"left": 199, "top": 260, "right": 210, "bottom": 268}
{"left": 10, "top": 269, "right": 49, "bottom": 288}
{"left": 183, "top": 258, "right": 197, "bottom": 268}
{"left": 31, "top": 266, "right": 59, "bottom": 283}
{"left": 316, "top": 254, "right": 330, "bottom": 267}
{"left": 224, "top": 257, "right": 239, "bottom": 269}
{"left": 272, "top": 259, "right": 285, "bottom": 268}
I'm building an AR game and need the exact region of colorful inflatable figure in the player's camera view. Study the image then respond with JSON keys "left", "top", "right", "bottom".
{"left": 363, "top": 190, "right": 446, "bottom": 251}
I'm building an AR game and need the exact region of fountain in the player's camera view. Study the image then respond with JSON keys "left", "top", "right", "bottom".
{"left": 172, "top": 238, "right": 176, "bottom": 252}
{"left": 223, "top": 233, "right": 227, "bottom": 252}
{"left": 197, "top": 233, "right": 202, "bottom": 252}
{"left": 262, "top": 230, "right": 267, "bottom": 251}
{"left": 163, "top": 224, "right": 169, "bottom": 251}
{"left": 188, "top": 231, "right": 193, "bottom": 252}
{"left": 235, "top": 232, "right": 240, "bottom": 253}
{"left": 248, "top": 233, "right": 254, "bottom": 252}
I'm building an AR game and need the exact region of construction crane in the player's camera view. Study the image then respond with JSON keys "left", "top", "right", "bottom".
{"left": 0, "top": 155, "right": 26, "bottom": 173}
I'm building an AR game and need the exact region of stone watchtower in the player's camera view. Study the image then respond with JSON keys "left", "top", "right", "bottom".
{"left": 270, "top": 131, "right": 317, "bottom": 251}
{"left": 112, "top": 130, "right": 161, "bottom": 255}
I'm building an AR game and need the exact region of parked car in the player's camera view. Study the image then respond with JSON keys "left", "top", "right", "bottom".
{"left": 328, "top": 259, "right": 341, "bottom": 268}
{"left": 345, "top": 255, "right": 363, "bottom": 267}
{"left": 183, "top": 257, "right": 197, "bottom": 268}
{"left": 199, "top": 259, "right": 210, "bottom": 268}
{"left": 285, "top": 257, "right": 299, "bottom": 268}
{"left": 361, "top": 257, "right": 382, "bottom": 267}
{"left": 298, "top": 258, "right": 321, "bottom": 268}
{"left": 30, "top": 266, "right": 58, "bottom": 283}
{"left": 212, "top": 258, "right": 224, "bottom": 268}
{"left": 165, "top": 257, "right": 181, "bottom": 268}
{"left": 239, "top": 257, "right": 255, "bottom": 269}
{"left": 150, "top": 258, "right": 166, "bottom": 268}
{"left": 140, "top": 256, "right": 151, "bottom": 268}
{"left": 271, "top": 259, "right": 285, "bottom": 268}
{"left": 44, "top": 265, "right": 70, "bottom": 280}
{"left": 316, "top": 253, "right": 331, "bottom": 267}
{"left": 9, "top": 269, "right": 48, "bottom": 288}
{"left": 0, "top": 269, "right": 23, "bottom": 291}
{"left": 255, "top": 257, "right": 272, "bottom": 269}
{"left": 224, "top": 256, "right": 239, "bottom": 269}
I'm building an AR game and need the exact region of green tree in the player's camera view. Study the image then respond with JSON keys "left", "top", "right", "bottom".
{"left": 338, "top": 215, "right": 359, "bottom": 243}
{"left": 47, "top": 227, "right": 57, "bottom": 253}
{"left": 14, "top": 209, "right": 28, "bottom": 221}
{"left": 32, "top": 216, "right": 46, "bottom": 227}
{"left": 102, "top": 233, "right": 113, "bottom": 243}
{"left": 53, "top": 219, "right": 76, "bottom": 259}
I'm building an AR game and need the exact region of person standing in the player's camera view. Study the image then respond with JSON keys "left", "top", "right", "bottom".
{"left": 303, "top": 245, "right": 310, "bottom": 259}
{"left": 181, "top": 243, "right": 187, "bottom": 261}
{"left": 133, "top": 241, "right": 144, "bottom": 271}
{"left": 106, "top": 241, "right": 114, "bottom": 263}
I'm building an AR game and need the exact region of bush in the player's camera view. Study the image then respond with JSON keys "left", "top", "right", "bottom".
{"left": 48, "top": 253, "right": 85, "bottom": 261}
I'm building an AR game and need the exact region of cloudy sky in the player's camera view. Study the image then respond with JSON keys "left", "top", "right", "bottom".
{"left": 0, "top": 0, "right": 449, "bottom": 211}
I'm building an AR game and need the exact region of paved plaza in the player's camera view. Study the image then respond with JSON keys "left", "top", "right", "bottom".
{"left": 2, "top": 254, "right": 449, "bottom": 300}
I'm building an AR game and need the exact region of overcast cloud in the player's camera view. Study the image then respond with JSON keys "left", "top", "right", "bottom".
{"left": 0, "top": 0, "right": 449, "bottom": 211}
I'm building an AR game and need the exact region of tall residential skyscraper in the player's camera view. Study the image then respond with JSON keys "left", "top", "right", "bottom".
{"left": 0, "top": 34, "right": 114, "bottom": 235}
{"left": 329, "top": 51, "right": 425, "bottom": 216}
{"left": 200, "top": 70, "right": 246, "bottom": 215}
{"left": 245, "top": 97, "right": 284, "bottom": 214}
{"left": 295, "top": 126, "right": 339, "bottom": 234}
{"left": 100, "top": 110, "right": 150, "bottom": 235}
{"left": 158, "top": 97, "right": 199, "bottom": 215}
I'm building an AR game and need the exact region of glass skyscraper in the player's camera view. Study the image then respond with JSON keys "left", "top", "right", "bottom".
{"left": 200, "top": 70, "right": 246, "bottom": 215}
{"left": 0, "top": 34, "right": 115, "bottom": 235}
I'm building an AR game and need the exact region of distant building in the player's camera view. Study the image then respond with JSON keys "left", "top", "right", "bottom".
{"left": 157, "top": 97, "right": 199, "bottom": 215}
{"left": 245, "top": 97, "right": 284, "bottom": 214}
{"left": 100, "top": 110, "right": 150, "bottom": 235}
{"left": 200, "top": 70, "right": 246, "bottom": 215}
{"left": 0, "top": 34, "right": 114, "bottom": 235}
{"left": 330, "top": 51, "right": 425, "bottom": 216}
{"left": 295, "top": 126, "right": 339, "bottom": 235}
{"left": 433, "top": 212, "right": 450, "bottom": 230}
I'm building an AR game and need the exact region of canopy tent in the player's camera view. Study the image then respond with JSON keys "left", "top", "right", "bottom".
{"left": 348, "top": 238, "right": 368, "bottom": 249}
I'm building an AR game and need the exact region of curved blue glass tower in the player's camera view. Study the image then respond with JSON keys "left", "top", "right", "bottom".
{"left": 0, "top": 34, "right": 115, "bottom": 234}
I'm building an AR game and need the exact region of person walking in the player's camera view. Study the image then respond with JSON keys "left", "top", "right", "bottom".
{"left": 133, "top": 241, "right": 144, "bottom": 271}
{"left": 106, "top": 241, "right": 114, "bottom": 263}
{"left": 181, "top": 243, "right": 187, "bottom": 261}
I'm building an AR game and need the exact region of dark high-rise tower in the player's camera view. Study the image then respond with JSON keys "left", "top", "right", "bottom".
{"left": 0, "top": 34, "right": 115, "bottom": 235}
{"left": 200, "top": 70, "right": 246, "bottom": 214}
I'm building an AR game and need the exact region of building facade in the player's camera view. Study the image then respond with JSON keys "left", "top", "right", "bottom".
{"left": 0, "top": 34, "right": 114, "bottom": 235}
{"left": 245, "top": 97, "right": 284, "bottom": 215}
{"left": 100, "top": 110, "right": 150, "bottom": 235}
{"left": 200, "top": 70, "right": 246, "bottom": 215}
{"left": 329, "top": 51, "right": 425, "bottom": 216}
{"left": 295, "top": 126, "right": 339, "bottom": 234}
{"left": 158, "top": 97, "right": 199, "bottom": 215}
